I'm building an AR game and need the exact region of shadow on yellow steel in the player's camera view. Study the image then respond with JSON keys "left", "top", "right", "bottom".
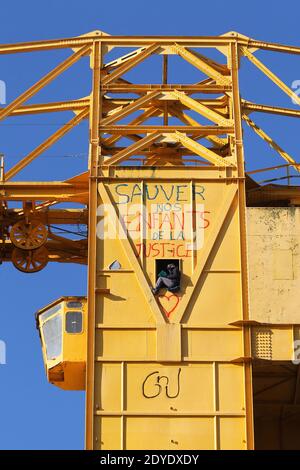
{"left": 36, "top": 296, "right": 87, "bottom": 390}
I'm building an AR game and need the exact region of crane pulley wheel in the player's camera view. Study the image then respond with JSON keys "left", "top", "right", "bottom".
{"left": 11, "top": 246, "right": 49, "bottom": 273}
{"left": 10, "top": 220, "right": 48, "bottom": 250}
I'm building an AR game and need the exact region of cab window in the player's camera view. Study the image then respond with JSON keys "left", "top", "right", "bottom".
{"left": 42, "top": 313, "right": 62, "bottom": 360}
{"left": 40, "top": 304, "right": 61, "bottom": 322}
{"left": 65, "top": 311, "right": 83, "bottom": 334}
{"left": 66, "top": 301, "right": 82, "bottom": 309}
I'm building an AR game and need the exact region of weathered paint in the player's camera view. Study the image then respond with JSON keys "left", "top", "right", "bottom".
{"left": 248, "top": 207, "right": 300, "bottom": 324}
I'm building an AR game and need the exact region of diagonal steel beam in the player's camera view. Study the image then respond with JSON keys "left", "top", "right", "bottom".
{"left": 171, "top": 43, "right": 231, "bottom": 86}
{"left": 104, "top": 132, "right": 161, "bottom": 166}
{"left": 102, "top": 107, "right": 160, "bottom": 147}
{"left": 101, "top": 91, "right": 161, "bottom": 126}
{"left": 243, "top": 114, "right": 300, "bottom": 172}
{"left": 171, "top": 90, "right": 233, "bottom": 127}
{"left": 102, "top": 43, "right": 160, "bottom": 85}
{"left": 172, "top": 131, "right": 232, "bottom": 167}
{"left": 188, "top": 49, "right": 230, "bottom": 75}
{"left": 167, "top": 103, "right": 228, "bottom": 147}
{"left": 104, "top": 46, "right": 148, "bottom": 69}
{"left": 5, "top": 107, "right": 89, "bottom": 180}
{"left": 241, "top": 47, "right": 300, "bottom": 106}
{"left": 0, "top": 44, "right": 91, "bottom": 121}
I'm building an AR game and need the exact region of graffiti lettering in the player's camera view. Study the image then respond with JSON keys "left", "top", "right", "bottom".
{"left": 142, "top": 368, "right": 181, "bottom": 399}
{"left": 152, "top": 203, "right": 181, "bottom": 213}
{"left": 121, "top": 209, "right": 210, "bottom": 235}
{"left": 96, "top": 202, "right": 210, "bottom": 249}
{"left": 151, "top": 230, "right": 184, "bottom": 241}
{"left": 114, "top": 183, "right": 205, "bottom": 204}
{"left": 135, "top": 242, "right": 193, "bottom": 258}
{"left": 122, "top": 210, "right": 185, "bottom": 232}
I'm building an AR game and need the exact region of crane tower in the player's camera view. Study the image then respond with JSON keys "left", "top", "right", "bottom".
{"left": 1, "top": 31, "right": 300, "bottom": 450}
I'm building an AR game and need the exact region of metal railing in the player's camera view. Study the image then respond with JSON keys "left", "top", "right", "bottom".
{"left": 247, "top": 163, "right": 300, "bottom": 186}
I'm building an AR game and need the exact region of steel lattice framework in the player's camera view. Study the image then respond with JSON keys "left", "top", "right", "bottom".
{"left": 0, "top": 31, "right": 300, "bottom": 449}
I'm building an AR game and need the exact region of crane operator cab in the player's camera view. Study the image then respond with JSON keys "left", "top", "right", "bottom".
{"left": 35, "top": 296, "right": 87, "bottom": 390}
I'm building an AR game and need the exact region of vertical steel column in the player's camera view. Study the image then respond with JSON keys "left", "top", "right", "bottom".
{"left": 230, "top": 41, "right": 255, "bottom": 449}
{"left": 85, "top": 40, "right": 102, "bottom": 450}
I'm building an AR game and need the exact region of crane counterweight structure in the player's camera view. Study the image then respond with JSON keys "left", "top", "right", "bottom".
{"left": 1, "top": 30, "right": 300, "bottom": 450}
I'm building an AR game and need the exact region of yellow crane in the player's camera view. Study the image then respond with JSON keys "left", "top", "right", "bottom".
{"left": 1, "top": 30, "right": 300, "bottom": 450}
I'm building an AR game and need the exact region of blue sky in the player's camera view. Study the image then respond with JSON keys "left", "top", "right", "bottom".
{"left": 0, "top": 0, "right": 299, "bottom": 450}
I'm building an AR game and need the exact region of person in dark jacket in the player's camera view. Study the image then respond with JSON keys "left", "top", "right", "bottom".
{"left": 152, "top": 263, "right": 181, "bottom": 295}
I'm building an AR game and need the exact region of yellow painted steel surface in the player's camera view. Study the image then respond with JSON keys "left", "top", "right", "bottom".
{"left": 252, "top": 325, "right": 300, "bottom": 361}
{"left": 91, "top": 166, "right": 252, "bottom": 450}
